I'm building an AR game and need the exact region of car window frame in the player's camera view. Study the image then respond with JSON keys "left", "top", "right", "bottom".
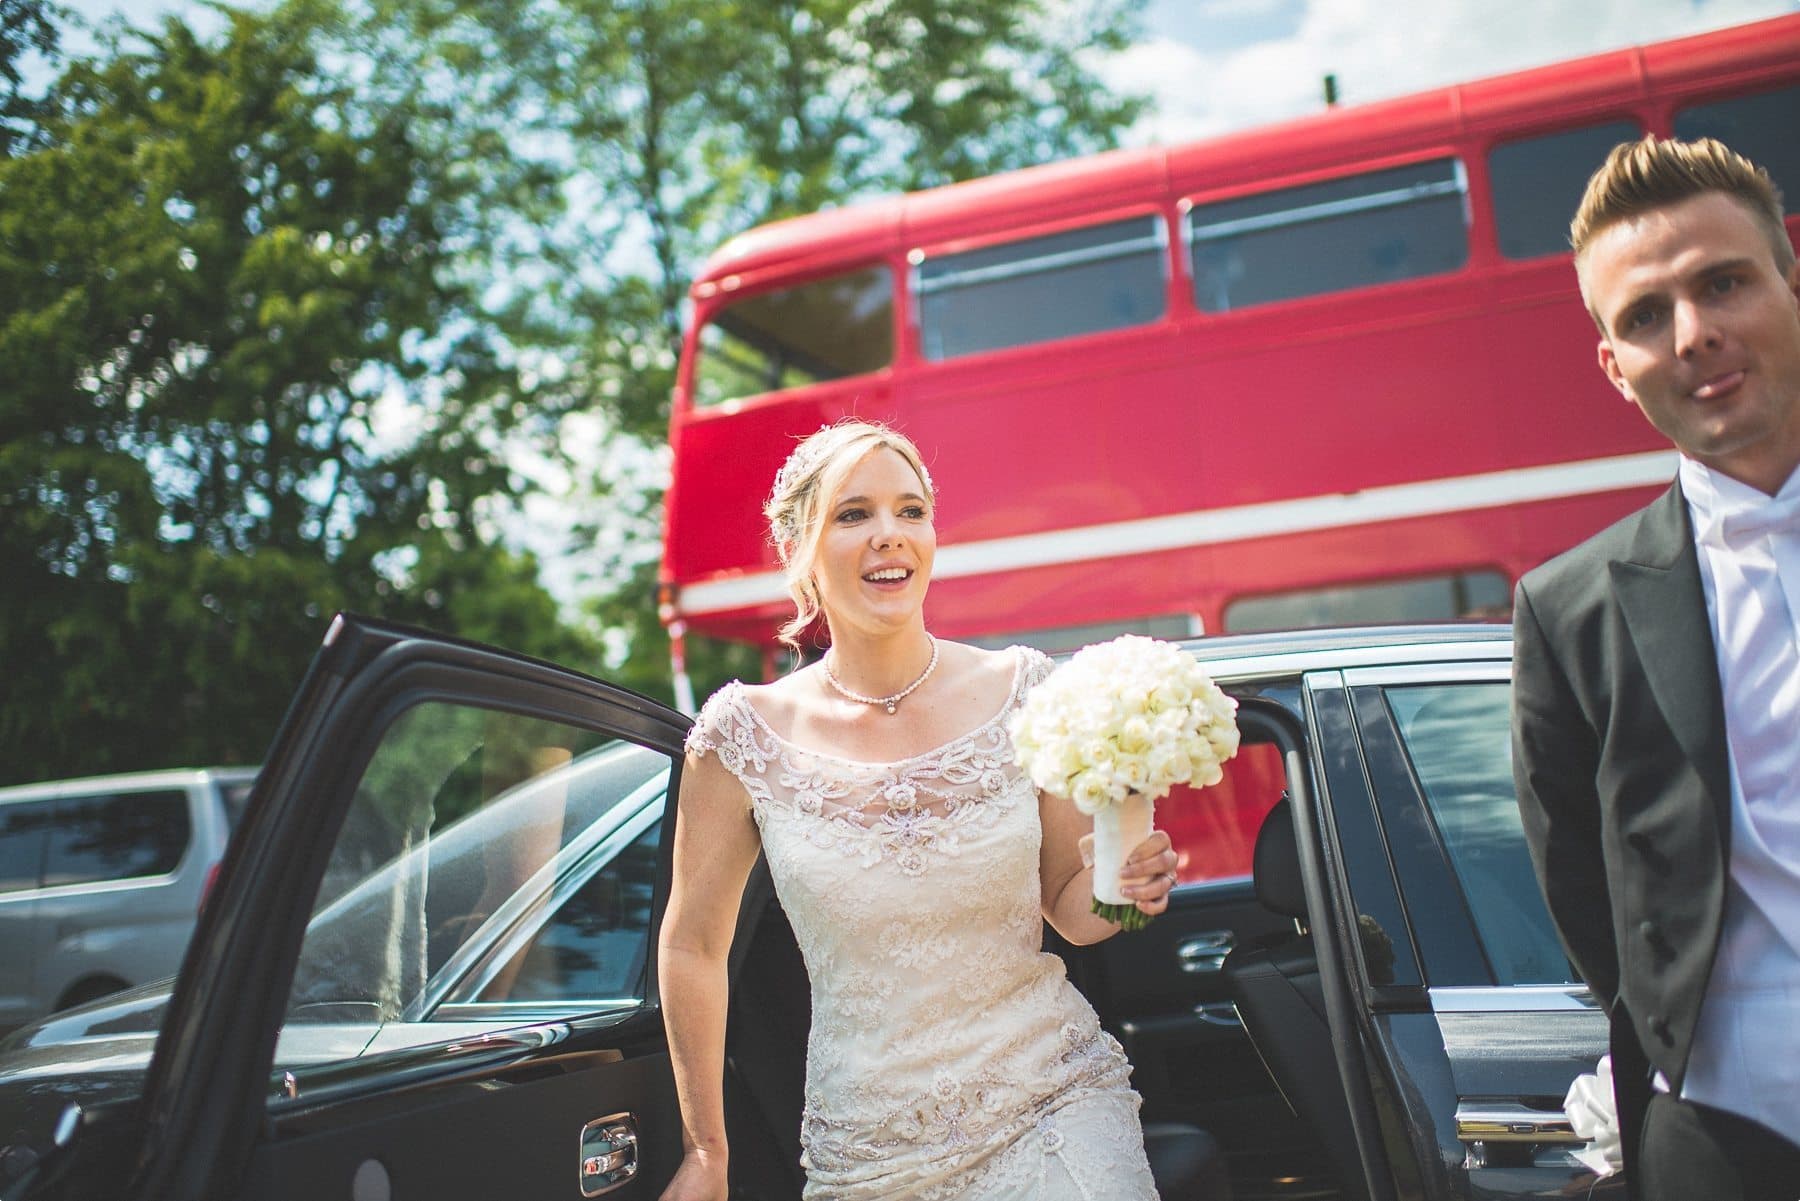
{"left": 431, "top": 779, "right": 668, "bottom": 1021}
{"left": 1340, "top": 661, "right": 1538, "bottom": 989}
{"left": 127, "top": 617, "right": 691, "bottom": 1201}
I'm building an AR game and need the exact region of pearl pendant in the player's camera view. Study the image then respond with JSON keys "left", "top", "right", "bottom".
{"left": 885, "top": 702, "right": 897, "bottom": 714}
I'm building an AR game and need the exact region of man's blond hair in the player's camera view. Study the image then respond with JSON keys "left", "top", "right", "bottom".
{"left": 1572, "top": 135, "right": 1792, "bottom": 324}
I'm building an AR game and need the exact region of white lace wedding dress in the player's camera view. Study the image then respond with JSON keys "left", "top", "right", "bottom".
{"left": 686, "top": 646, "right": 1160, "bottom": 1201}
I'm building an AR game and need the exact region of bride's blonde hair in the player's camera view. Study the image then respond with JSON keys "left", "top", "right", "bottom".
{"left": 765, "top": 420, "right": 935, "bottom": 649}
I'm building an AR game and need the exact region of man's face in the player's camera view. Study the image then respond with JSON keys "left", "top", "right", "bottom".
{"left": 1585, "top": 192, "right": 1800, "bottom": 493}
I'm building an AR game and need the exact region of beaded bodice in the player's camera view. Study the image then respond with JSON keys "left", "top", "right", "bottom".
{"left": 686, "top": 647, "right": 1141, "bottom": 1200}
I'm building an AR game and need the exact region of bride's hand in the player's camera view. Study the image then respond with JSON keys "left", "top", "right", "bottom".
{"left": 659, "top": 1148, "right": 728, "bottom": 1201}
{"left": 1117, "top": 830, "right": 1178, "bottom": 916}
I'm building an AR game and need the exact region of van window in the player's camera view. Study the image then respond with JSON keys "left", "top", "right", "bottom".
{"left": 0, "top": 800, "right": 55, "bottom": 893}
{"left": 916, "top": 215, "right": 1167, "bottom": 360}
{"left": 1490, "top": 120, "right": 1641, "bottom": 259}
{"left": 693, "top": 267, "right": 893, "bottom": 407}
{"left": 1188, "top": 158, "right": 1469, "bottom": 311}
{"left": 1675, "top": 85, "right": 1800, "bottom": 209}
{"left": 42, "top": 790, "right": 191, "bottom": 887}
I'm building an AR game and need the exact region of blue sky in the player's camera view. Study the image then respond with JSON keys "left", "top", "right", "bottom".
{"left": 53, "top": 0, "right": 1800, "bottom": 147}
{"left": 1123, "top": 0, "right": 1798, "bottom": 143}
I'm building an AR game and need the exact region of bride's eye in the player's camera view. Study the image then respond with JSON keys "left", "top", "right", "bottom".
{"left": 901, "top": 505, "right": 929, "bottom": 520}
{"left": 835, "top": 507, "right": 867, "bottom": 523}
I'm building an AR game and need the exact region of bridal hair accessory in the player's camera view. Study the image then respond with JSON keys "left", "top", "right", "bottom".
{"left": 823, "top": 637, "right": 939, "bottom": 714}
{"left": 1010, "top": 635, "right": 1240, "bottom": 930}
{"left": 768, "top": 423, "right": 936, "bottom": 546}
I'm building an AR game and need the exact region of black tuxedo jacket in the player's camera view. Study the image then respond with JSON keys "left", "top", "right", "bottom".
{"left": 1511, "top": 482, "right": 1733, "bottom": 1178}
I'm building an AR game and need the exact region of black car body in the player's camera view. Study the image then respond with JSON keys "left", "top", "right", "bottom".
{"left": 0, "top": 616, "right": 1620, "bottom": 1201}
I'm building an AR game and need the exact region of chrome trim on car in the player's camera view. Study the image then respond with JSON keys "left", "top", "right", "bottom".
{"left": 1199, "top": 639, "right": 1511, "bottom": 686}
{"left": 1455, "top": 1101, "right": 1582, "bottom": 1145}
{"left": 1429, "top": 985, "right": 1598, "bottom": 1013}
{"left": 1339, "top": 662, "right": 1511, "bottom": 686}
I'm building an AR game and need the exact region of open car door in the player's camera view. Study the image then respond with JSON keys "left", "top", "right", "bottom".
{"left": 29, "top": 614, "right": 689, "bottom": 1201}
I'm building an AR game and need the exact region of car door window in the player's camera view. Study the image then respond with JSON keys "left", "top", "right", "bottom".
{"left": 1386, "top": 683, "right": 1574, "bottom": 985}
{"left": 469, "top": 823, "right": 661, "bottom": 1004}
{"left": 277, "top": 701, "right": 673, "bottom": 1063}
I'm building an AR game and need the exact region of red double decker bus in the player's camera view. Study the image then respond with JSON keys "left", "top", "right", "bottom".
{"left": 661, "top": 13, "right": 1799, "bottom": 683}
{"left": 659, "top": 15, "right": 1800, "bottom": 889}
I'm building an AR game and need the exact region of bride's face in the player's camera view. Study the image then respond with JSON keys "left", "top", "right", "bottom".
{"left": 812, "top": 447, "right": 936, "bottom": 636}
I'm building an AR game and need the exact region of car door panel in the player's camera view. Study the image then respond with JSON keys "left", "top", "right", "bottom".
{"left": 96, "top": 616, "right": 691, "bottom": 1201}
{"left": 1343, "top": 666, "right": 1619, "bottom": 1201}
{"left": 244, "top": 1018, "right": 680, "bottom": 1200}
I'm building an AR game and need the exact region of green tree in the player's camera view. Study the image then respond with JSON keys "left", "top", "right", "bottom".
{"left": 1, "top": 0, "right": 61, "bottom": 156}
{"left": 0, "top": 1, "right": 596, "bottom": 784}
{"left": 424, "top": 0, "right": 1148, "bottom": 702}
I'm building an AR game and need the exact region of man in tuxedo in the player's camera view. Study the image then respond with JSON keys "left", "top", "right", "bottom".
{"left": 1513, "top": 136, "right": 1800, "bottom": 1201}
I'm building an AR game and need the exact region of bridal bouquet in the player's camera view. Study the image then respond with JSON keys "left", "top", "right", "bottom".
{"left": 1010, "top": 635, "right": 1240, "bottom": 930}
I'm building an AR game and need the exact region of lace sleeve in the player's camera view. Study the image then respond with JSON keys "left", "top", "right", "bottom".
{"left": 682, "top": 682, "right": 777, "bottom": 813}
{"left": 1015, "top": 645, "right": 1056, "bottom": 691}
{"left": 683, "top": 682, "right": 740, "bottom": 760}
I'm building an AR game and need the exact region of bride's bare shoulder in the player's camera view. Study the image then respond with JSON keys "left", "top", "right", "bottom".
{"left": 935, "top": 640, "right": 1026, "bottom": 698}
{"left": 738, "top": 665, "right": 824, "bottom": 729}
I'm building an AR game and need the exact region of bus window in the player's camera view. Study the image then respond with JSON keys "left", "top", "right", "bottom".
{"left": 963, "top": 613, "right": 1202, "bottom": 655}
{"left": 1490, "top": 120, "right": 1641, "bottom": 260}
{"left": 1187, "top": 158, "right": 1469, "bottom": 312}
{"left": 693, "top": 266, "right": 893, "bottom": 407}
{"left": 1675, "top": 84, "right": 1800, "bottom": 207}
{"left": 914, "top": 214, "right": 1166, "bottom": 361}
{"left": 1223, "top": 569, "right": 1509, "bottom": 633}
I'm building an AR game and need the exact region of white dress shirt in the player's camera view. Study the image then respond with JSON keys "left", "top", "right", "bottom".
{"left": 1674, "top": 456, "right": 1800, "bottom": 1138}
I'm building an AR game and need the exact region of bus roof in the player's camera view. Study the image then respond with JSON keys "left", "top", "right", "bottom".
{"left": 692, "top": 12, "right": 1800, "bottom": 291}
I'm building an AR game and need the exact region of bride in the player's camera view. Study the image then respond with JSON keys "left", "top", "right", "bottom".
{"left": 658, "top": 420, "right": 1177, "bottom": 1201}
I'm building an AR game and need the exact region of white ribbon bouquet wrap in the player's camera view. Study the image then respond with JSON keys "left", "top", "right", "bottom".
{"left": 1009, "top": 636, "right": 1240, "bottom": 930}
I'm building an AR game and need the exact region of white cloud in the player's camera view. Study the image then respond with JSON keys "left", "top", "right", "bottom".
{"left": 1116, "top": 0, "right": 1800, "bottom": 146}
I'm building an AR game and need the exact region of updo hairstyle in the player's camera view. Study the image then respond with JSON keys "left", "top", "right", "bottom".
{"left": 765, "top": 420, "right": 934, "bottom": 649}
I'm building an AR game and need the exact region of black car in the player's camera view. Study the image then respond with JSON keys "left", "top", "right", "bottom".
{"left": 0, "top": 616, "right": 1619, "bottom": 1201}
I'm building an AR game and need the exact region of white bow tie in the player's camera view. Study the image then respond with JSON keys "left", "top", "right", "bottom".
{"left": 1715, "top": 492, "right": 1800, "bottom": 547}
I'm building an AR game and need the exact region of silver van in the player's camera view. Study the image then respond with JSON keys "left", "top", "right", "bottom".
{"left": 0, "top": 767, "right": 257, "bottom": 1031}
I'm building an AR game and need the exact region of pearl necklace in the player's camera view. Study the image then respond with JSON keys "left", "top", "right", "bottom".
{"left": 822, "top": 637, "right": 939, "bottom": 715}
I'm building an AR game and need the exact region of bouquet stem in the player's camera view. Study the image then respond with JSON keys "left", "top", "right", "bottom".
{"left": 1090, "top": 792, "right": 1156, "bottom": 930}
{"left": 1091, "top": 897, "right": 1154, "bottom": 932}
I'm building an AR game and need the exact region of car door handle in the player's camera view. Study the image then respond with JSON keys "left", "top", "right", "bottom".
{"left": 581, "top": 1113, "right": 639, "bottom": 1196}
{"left": 1176, "top": 930, "right": 1234, "bottom": 974}
{"left": 1455, "top": 1101, "right": 1582, "bottom": 1145}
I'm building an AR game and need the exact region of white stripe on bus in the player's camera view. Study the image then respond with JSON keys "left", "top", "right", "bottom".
{"left": 674, "top": 450, "right": 1680, "bottom": 617}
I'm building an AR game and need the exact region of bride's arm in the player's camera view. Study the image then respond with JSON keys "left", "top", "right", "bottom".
{"left": 1038, "top": 792, "right": 1176, "bottom": 945}
{"left": 658, "top": 751, "right": 763, "bottom": 1201}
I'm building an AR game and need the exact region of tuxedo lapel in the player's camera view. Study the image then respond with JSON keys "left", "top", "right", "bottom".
{"left": 1608, "top": 485, "right": 1733, "bottom": 835}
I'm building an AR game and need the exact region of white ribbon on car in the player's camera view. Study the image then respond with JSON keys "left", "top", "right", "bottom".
{"left": 1563, "top": 1054, "right": 1624, "bottom": 1178}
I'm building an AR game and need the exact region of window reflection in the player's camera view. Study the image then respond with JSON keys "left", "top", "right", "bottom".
{"left": 283, "top": 704, "right": 661, "bottom": 1040}
{"left": 1386, "top": 683, "right": 1574, "bottom": 986}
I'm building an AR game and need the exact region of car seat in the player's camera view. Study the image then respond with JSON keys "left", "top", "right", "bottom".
{"left": 1220, "top": 797, "right": 1369, "bottom": 1201}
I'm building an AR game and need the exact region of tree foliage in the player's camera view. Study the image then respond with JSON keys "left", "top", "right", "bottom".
{"left": 462, "top": 0, "right": 1149, "bottom": 701}
{"left": 0, "top": 0, "right": 1147, "bottom": 783}
{"left": 0, "top": 1, "right": 595, "bottom": 784}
